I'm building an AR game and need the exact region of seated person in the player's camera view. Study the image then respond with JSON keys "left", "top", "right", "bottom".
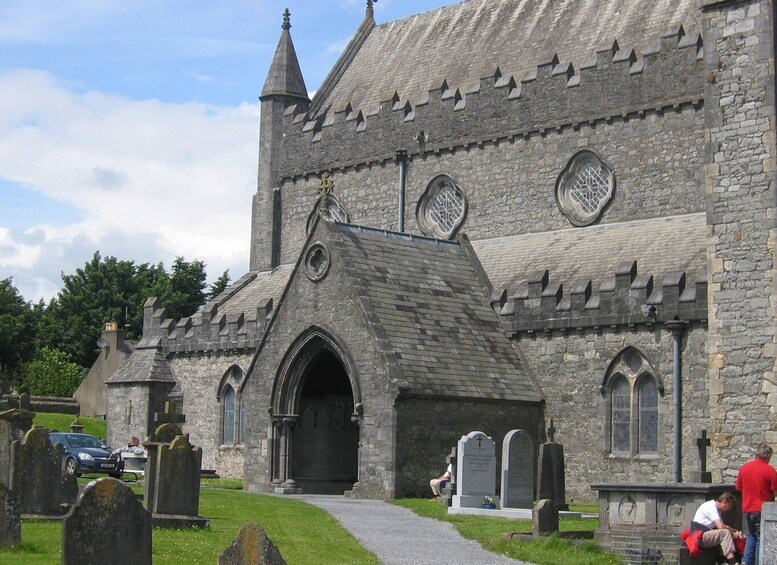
{"left": 429, "top": 463, "right": 452, "bottom": 497}
{"left": 681, "top": 492, "right": 744, "bottom": 565}
{"left": 112, "top": 436, "right": 145, "bottom": 456}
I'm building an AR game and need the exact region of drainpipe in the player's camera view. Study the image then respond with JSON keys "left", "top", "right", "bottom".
{"left": 396, "top": 150, "right": 408, "bottom": 232}
{"left": 666, "top": 320, "right": 686, "bottom": 483}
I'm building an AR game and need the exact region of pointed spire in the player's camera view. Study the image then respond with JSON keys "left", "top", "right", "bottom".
{"left": 261, "top": 8, "right": 309, "bottom": 101}
{"left": 366, "top": 0, "right": 376, "bottom": 20}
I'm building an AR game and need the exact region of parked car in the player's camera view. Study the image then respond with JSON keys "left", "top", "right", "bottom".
{"left": 48, "top": 432, "right": 121, "bottom": 477}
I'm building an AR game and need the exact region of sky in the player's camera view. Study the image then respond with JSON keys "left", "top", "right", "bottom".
{"left": 0, "top": 0, "right": 456, "bottom": 303}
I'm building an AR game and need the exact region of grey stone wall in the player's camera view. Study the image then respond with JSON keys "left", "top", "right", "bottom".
{"left": 278, "top": 106, "right": 705, "bottom": 266}
{"left": 517, "top": 324, "right": 708, "bottom": 502}
{"left": 169, "top": 351, "right": 254, "bottom": 474}
{"left": 106, "top": 383, "right": 171, "bottom": 451}
{"left": 702, "top": 0, "right": 777, "bottom": 479}
{"left": 394, "top": 397, "right": 543, "bottom": 498}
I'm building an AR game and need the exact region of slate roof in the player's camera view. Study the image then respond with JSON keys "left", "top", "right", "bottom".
{"left": 106, "top": 346, "right": 175, "bottom": 384}
{"left": 208, "top": 265, "right": 294, "bottom": 318}
{"left": 312, "top": 0, "right": 702, "bottom": 117}
{"left": 471, "top": 213, "right": 707, "bottom": 295}
{"left": 330, "top": 223, "right": 542, "bottom": 403}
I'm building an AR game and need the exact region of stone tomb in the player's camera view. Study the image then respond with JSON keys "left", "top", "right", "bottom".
{"left": 501, "top": 429, "right": 534, "bottom": 509}
{"left": 11, "top": 426, "right": 76, "bottom": 516}
{"left": 0, "top": 483, "right": 20, "bottom": 548}
{"left": 452, "top": 431, "right": 497, "bottom": 509}
{"left": 62, "top": 478, "right": 152, "bottom": 565}
{"left": 219, "top": 523, "right": 287, "bottom": 565}
{"left": 760, "top": 502, "right": 777, "bottom": 564}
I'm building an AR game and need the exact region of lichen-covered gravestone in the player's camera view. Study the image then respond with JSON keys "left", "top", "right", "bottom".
{"left": 62, "top": 478, "right": 152, "bottom": 565}
{"left": 219, "top": 523, "right": 287, "bottom": 565}
{"left": 0, "top": 407, "right": 34, "bottom": 489}
{"left": 0, "top": 483, "right": 20, "bottom": 548}
{"left": 11, "top": 426, "right": 65, "bottom": 515}
{"left": 532, "top": 499, "right": 559, "bottom": 536}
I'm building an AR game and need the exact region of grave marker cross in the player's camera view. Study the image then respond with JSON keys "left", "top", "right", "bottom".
{"left": 697, "top": 429, "right": 710, "bottom": 473}
{"left": 547, "top": 419, "right": 556, "bottom": 443}
{"left": 154, "top": 401, "right": 186, "bottom": 429}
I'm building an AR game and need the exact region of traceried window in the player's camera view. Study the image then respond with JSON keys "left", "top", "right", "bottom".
{"left": 603, "top": 347, "right": 662, "bottom": 456}
{"left": 417, "top": 175, "right": 467, "bottom": 239}
{"left": 556, "top": 150, "right": 615, "bottom": 226}
{"left": 306, "top": 195, "right": 350, "bottom": 235}
{"left": 218, "top": 365, "right": 245, "bottom": 446}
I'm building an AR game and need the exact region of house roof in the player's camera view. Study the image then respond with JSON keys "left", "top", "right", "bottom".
{"left": 312, "top": 0, "right": 702, "bottom": 117}
{"left": 472, "top": 213, "right": 707, "bottom": 295}
{"left": 106, "top": 346, "right": 175, "bottom": 384}
{"left": 328, "top": 222, "right": 542, "bottom": 403}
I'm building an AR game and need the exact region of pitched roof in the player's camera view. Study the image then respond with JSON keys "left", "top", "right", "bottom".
{"left": 312, "top": 0, "right": 702, "bottom": 116}
{"left": 261, "top": 9, "right": 308, "bottom": 101}
{"left": 106, "top": 346, "right": 175, "bottom": 384}
{"left": 329, "top": 223, "right": 542, "bottom": 403}
{"left": 472, "top": 213, "right": 706, "bottom": 295}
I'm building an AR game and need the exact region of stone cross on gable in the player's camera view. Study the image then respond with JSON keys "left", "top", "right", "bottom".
{"left": 319, "top": 172, "right": 334, "bottom": 217}
{"left": 547, "top": 419, "right": 556, "bottom": 443}
{"left": 154, "top": 401, "right": 185, "bottom": 428}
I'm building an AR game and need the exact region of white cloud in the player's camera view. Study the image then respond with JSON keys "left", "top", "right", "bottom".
{"left": 0, "top": 70, "right": 259, "bottom": 301}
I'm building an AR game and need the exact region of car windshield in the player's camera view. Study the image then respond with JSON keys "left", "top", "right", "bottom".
{"left": 66, "top": 435, "right": 106, "bottom": 449}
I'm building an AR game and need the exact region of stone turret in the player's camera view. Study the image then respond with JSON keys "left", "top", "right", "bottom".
{"left": 251, "top": 8, "right": 310, "bottom": 272}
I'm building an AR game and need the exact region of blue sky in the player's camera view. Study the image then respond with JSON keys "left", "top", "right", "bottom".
{"left": 0, "top": 0, "right": 454, "bottom": 302}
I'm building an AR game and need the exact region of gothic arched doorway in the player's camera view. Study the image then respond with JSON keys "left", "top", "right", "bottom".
{"left": 271, "top": 328, "right": 361, "bottom": 494}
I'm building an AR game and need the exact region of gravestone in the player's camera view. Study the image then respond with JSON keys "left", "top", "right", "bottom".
{"left": 532, "top": 499, "right": 559, "bottom": 537}
{"left": 62, "top": 478, "right": 152, "bottom": 565}
{"left": 0, "top": 407, "right": 34, "bottom": 488}
{"left": 142, "top": 420, "right": 184, "bottom": 514}
{"left": 760, "top": 501, "right": 777, "bottom": 564}
{"left": 536, "top": 419, "right": 568, "bottom": 510}
{"left": 501, "top": 429, "right": 534, "bottom": 509}
{"left": 218, "top": 523, "right": 287, "bottom": 565}
{"left": 146, "top": 433, "right": 207, "bottom": 527}
{"left": 19, "top": 392, "right": 30, "bottom": 411}
{"left": 452, "top": 431, "right": 497, "bottom": 509}
{"left": 11, "top": 426, "right": 66, "bottom": 516}
{"left": 0, "top": 483, "right": 20, "bottom": 548}
{"left": 70, "top": 415, "right": 84, "bottom": 433}
{"left": 438, "top": 446, "right": 457, "bottom": 507}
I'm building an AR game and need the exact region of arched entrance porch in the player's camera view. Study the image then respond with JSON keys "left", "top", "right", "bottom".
{"left": 270, "top": 328, "right": 362, "bottom": 494}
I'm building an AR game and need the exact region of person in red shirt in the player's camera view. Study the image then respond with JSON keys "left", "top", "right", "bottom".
{"left": 735, "top": 443, "right": 777, "bottom": 565}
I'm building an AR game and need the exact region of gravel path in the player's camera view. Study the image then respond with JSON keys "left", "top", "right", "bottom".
{"left": 297, "top": 495, "right": 532, "bottom": 565}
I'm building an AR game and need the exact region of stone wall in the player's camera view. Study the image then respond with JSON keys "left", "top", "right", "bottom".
{"left": 394, "top": 397, "right": 543, "bottom": 498}
{"left": 702, "top": 0, "right": 777, "bottom": 479}
{"left": 106, "top": 383, "right": 171, "bottom": 451}
{"left": 518, "top": 324, "right": 708, "bottom": 502}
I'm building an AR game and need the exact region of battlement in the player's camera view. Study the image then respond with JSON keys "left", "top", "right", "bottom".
{"left": 494, "top": 261, "right": 707, "bottom": 336}
{"left": 278, "top": 26, "right": 705, "bottom": 179}
{"left": 140, "top": 296, "right": 269, "bottom": 354}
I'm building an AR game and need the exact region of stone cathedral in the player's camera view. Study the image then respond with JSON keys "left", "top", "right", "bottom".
{"left": 106, "top": 0, "right": 777, "bottom": 501}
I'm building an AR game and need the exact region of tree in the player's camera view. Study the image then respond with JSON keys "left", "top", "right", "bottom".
{"left": 0, "top": 278, "right": 37, "bottom": 391}
{"left": 207, "top": 270, "right": 231, "bottom": 300}
{"left": 21, "top": 348, "right": 86, "bottom": 397}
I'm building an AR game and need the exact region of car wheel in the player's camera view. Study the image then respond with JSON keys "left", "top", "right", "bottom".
{"left": 65, "top": 457, "right": 79, "bottom": 477}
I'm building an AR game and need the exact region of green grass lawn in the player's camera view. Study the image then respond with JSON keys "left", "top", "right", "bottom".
{"left": 32, "top": 413, "right": 107, "bottom": 441}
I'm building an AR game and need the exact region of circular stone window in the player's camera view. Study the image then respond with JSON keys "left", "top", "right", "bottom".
{"left": 555, "top": 150, "right": 615, "bottom": 226}
{"left": 304, "top": 243, "right": 330, "bottom": 282}
{"left": 416, "top": 175, "right": 467, "bottom": 239}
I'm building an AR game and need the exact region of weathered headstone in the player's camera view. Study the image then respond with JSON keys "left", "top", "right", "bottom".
{"left": 142, "top": 420, "right": 184, "bottom": 514}
{"left": 760, "top": 501, "right": 777, "bottom": 564}
{"left": 532, "top": 499, "right": 559, "bottom": 537}
{"left": 218, "top": 523, "right": 287, "bottom": 565}
{"left": 69, "top": 415, "right": 84, "bottom": 433}
{"left": 62, "top": 478, "right": 152, "bottom": 565}
{"left": 452, "top": 431, "right": 497, "bottom": 509}
{"left": 11, "top": 426, "right": 65, "bottom": 516}
{"left": 18, "top": 392, "right": 30, "bottom": 411}
{"left": 0, "top": 407, "right": 34, "bottom": 488}
{"left": 150, "top": 433, "right": 202, "bottom": 517}
{"left": 501, "top": 429, "right": 534, "bottom": 509}
{"left": 536, "top": 420, "right": 568, "bottom": 511}
{"left": 0, "top": 483, "right": 20, "bottom": 548}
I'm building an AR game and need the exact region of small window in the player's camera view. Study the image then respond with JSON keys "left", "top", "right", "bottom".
{"left": 416, "top": 175, "right": 467, "bottom": 239}
{"left": 223, "top": 386, "right": 236, "bottom": 444}
{"left": 611, "top": 376, "right": 631, "bottom": 453}
{"left": 638, "top": 378, "right": 658, "bottom": 453}
{"left": 556, "top": 150, "right": 615, "bottom": 226}
{"left": 218, "top": 365, "right": 244, "bottom": 446}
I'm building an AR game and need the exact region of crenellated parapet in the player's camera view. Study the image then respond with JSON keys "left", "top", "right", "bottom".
{"left": 279, "top": 26, "right": 704, "bottom": 178}
{"left": 140, "top": 296, "right": 271, "bottom": 354}
{"left": 494, "top": 261, "right": 707, "bottom": 337}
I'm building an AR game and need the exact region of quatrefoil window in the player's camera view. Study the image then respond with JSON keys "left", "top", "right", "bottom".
{"left": 416, "top": 175, "right": 467, "bottom": 239}
{"left": 305, "top": 243, "right": 330, "bottom": 282}
{"left": 556, "top": 150, "right": 615, "bottom": 226}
